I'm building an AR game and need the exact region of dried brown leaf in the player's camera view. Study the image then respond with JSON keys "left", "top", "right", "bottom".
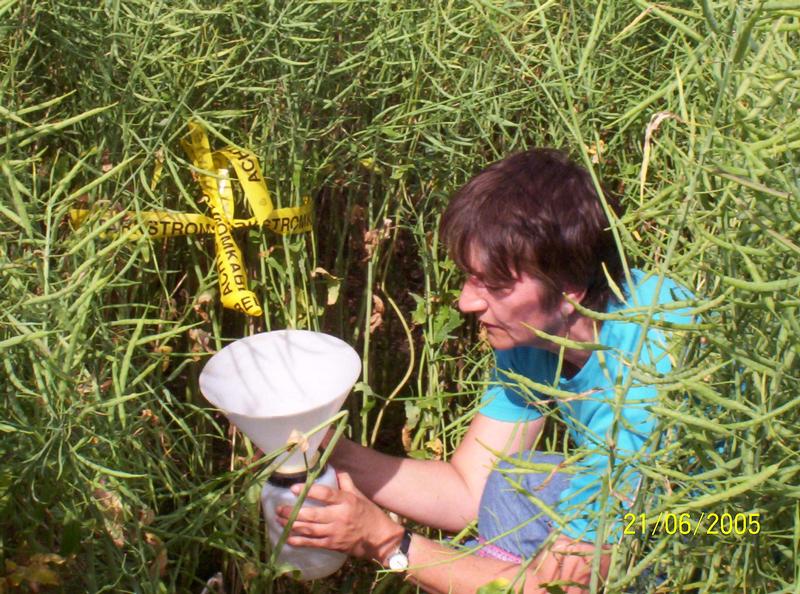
{"left": 286, "top": 429, "right": 309, "bottom": 453}
{"left": 139, "top": 507, "right": 155, "bottom": 526}
{"left": 145, "top": 532, "right": 168, "bottom": 578}
{"left": 101, "top": 149, "right": 113, "bottom": 173}
{"left": 311, "top": 267, "right": 342, "bottom": 306}
{"left": 587, "top": 139, "right": 606, "bottom": 164}
{"left": 28, "top": 555, "right": 65, "bottom": 566}
{"left": 363, "top": 218, "right": 393, "bottom": 260}
{"left": 425, "top": 438, "right": 443, "bottom": 460}
{"left": 154, "top": 344, "right": 173, "bottom": 372}
{"left": 369, "top": 295, "right": 384, "bottom": 333}
{"left": 92, "top": 487, "right": 126, "bottom": 548}
{"left": 241, "top": 562, "right": 259, "bottom": 590}
{"left": 188, "top": 328, "right": 213, "bottom": 361}
{"left": 193, "top": 291, "right": 214, "bottom": 322}
{"left": 349, "top": 205, "right": 365, "bottom": 225}
{"left": 401, "top": 426, "right": 412, "bottom": 452}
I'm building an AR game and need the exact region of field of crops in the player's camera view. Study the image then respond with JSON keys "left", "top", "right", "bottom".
{"left": 2, "top": 1, "right": 799, "bottom": 592}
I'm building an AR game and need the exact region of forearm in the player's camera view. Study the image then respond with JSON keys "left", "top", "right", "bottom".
{"left": 330, "top": 437, "right": 478, "bottom": 531}
{"left": 277, "top": 466, "right": 607, "bottom": 594}
{"left": 402, "top": 534, "right": 608, "bottom": 594}
{"left": 329, "top": 415, "right": 544, "bottom": 532}
{"left": 404, "top": 534, "right": 525, "bottom": 594}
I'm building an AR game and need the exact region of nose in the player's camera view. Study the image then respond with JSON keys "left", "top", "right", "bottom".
{"left": 458, "top": 277, "right": 488, "bottom": 314}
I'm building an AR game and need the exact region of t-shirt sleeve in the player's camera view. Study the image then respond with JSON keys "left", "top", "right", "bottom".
{"left": 640, "top": 278, "right": 696, "bottom": 378}
{"left": 591, "top": 277, "right": 694, "bottom": 459}
{"left": 477, "top": 349, "right": 544, "bottom": 422}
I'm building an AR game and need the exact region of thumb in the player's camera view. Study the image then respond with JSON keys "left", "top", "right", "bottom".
{"left": 335, "top": 470, "right": 360, "bottom": 495}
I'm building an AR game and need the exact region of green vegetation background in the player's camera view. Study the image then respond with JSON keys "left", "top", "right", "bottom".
{"left": 1, "top": 1, "right": 798, "bottom": 592}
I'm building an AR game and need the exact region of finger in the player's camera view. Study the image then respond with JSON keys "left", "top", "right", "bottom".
{"left": 276, "top": 505, "right": 329, "bottom": 524}
{"left": 335, "top": 471, "right": 364, "bottom": 497}
{"left": 292, "top": 483, "right": 339, "bottom": 504}
{"left": 285, "top": 535, "right": 336, "bottom": 550}
{"left": 282, "top": 520, "right": 333, "bottom": 538}
{"left": 336, "top": 470, "right": 355, "bottom": 492}
{"left": 276, "top": 504, "right": 309, "bottom": 520}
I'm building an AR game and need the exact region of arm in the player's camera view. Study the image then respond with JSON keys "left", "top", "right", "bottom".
{"left": 404, "top": 532, "right": 609, "bottom": 594}
{"left": 331, "top": 413, "right": 545, "bottom": 531}
{"left": 276, "top": 474, "right": 609, "bottom": 594}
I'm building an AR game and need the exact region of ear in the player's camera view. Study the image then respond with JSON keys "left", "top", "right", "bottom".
{"left": 559, "top": 286, "right": 587, "bottom": 317}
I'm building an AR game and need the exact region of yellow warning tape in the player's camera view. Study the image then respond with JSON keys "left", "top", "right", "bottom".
{"left": 69, "top": 121, "right": 312, "bottom": 317}
{"left": 68, "top": 204, "right": 313, "bottom": 240}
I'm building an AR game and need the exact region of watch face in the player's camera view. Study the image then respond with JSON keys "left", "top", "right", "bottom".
{"left": 388, "top": 552, "right": 409, "bottom": 571}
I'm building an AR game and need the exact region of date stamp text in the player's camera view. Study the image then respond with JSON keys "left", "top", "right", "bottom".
{"left": 623, "top": 512, "right": 761, "bottom": 537}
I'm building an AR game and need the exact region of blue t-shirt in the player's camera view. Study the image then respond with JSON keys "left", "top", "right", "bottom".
{"left": 479, "top": 269, "right": 693, "bottom": 543}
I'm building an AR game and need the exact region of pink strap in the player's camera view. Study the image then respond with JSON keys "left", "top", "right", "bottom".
{"left": 475, "top": 537, "right": 523, "bottom": 564}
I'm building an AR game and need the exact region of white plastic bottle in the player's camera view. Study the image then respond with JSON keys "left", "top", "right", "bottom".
{"left": 260, "top": 464, "right": 347, "bottom": 580}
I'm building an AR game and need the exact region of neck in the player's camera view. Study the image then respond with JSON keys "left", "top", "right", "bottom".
{"left": 558, "top": 314, "right": 600, "bottom": 373}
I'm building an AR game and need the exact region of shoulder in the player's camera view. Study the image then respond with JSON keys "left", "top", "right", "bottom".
{"left": 608, "top": 269, "right": 694, "bottom": 326}
{"left": 626, "top": 269, "right": 693, "bottom": 306}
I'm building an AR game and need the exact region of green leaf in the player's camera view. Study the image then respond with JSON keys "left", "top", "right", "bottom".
{"left": 431, "top": 305, "right": 463, "bottom": 344}
{"left": 409, "top": 292, "right": 427, "bottom": 325}
{"left": 477, "top": 578, "right": 512, "bottom": 594}
{"left": 407, "top": 450, "right": 429, "bottom": 460}
{"left": 60, "top": 513, "right": 83, "bottom": 557}
{"left": 404, "top": 401, "right": 421, "bottom": 429}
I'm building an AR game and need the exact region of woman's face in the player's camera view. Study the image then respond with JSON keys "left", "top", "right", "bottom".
{"left": 457, "top": 252, "right": 567, "bottom": 352}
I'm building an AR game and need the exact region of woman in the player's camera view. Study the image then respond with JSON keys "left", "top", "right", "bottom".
{"left": 276, "top": 149, "right": 691, "bottom": 593}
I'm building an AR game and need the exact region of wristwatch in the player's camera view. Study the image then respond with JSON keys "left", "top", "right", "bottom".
{"left": 386, "top": 529, "right": 412, "bottom": 571}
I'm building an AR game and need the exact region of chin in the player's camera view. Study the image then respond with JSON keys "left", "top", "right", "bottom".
{"left": 486, "top": 335, "right": 515, "bottom": 351}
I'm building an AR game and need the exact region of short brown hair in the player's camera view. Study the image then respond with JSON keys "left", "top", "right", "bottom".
{"left": 440, "top": 148, "right": 624, "bottom": 312}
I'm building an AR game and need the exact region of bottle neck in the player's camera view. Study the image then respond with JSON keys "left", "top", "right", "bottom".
{"left": 267, "top": 460, "right": 326, "bottom": 488}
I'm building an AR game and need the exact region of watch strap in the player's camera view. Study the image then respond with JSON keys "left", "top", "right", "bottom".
{"left": 386, "top": 529, "right": 412, "bottom": 570}
{"left": 399, "top": 528, "right": 412, "bottom": 556}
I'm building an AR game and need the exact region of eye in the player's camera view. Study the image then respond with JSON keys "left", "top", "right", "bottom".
{"left": 481, "top": 279, "right": 512, "bottom": 293}
{"left": 486, "top": 284, "right": 511, "bottom": 294}
{"left": 465, "top": 274, "right": 510, "bottom": 294}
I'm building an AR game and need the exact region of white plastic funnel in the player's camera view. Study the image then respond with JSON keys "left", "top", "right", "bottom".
{"left": 199, "top": 330, "right": 361, "bottom": 473}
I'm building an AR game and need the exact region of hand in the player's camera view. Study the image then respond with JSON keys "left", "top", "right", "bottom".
{"left": 275, "top": 470, "right": 405, "bottom": 563}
